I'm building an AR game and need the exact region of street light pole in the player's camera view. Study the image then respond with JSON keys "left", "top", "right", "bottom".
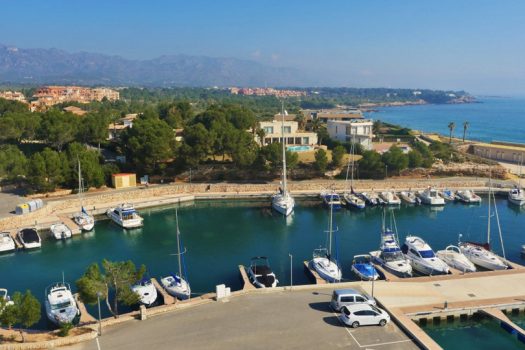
{"left": 371, "top": 275, "right": 375, "bottom": 299}
{"left": 289, "top": 253, "right": 293, "bottom": 291}
{"left": 97, "top": 292, "right": 102, "bottom": 336}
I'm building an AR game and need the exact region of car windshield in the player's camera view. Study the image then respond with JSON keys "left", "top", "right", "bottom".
{"left": 52, "top": 301, "right": 71, "bottom": 310}
{"left": 383, "top": 251, "right": 404, "bottom": 262}
{"left": 420, "top": 250, "right": 435, "bottom": 258}
{"left": 370, "top": 305, "right": 381, "bottom": 314}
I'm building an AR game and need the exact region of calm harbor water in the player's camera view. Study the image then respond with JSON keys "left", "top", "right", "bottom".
{"left": 1, "top": 197, "right": 525, "bottom": 331}
{"left": 366, "top": 97, "right": 525, "bottom": 144}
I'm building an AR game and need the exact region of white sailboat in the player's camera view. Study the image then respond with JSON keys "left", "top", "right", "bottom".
{"left": 509, "top": 156, "right": 525, "bottom": 206}
{"left": 460, "top": 180, "right": 508, "bottom": 270}
{"left": 0, "top": 232, "right": 16, "bottom": 253}
{"left": 379, "top": 191, "right": 401, "bottom": 205}
{"left": 44, "top": 275, "right": 80, "bottom": 326}
{"left": 131, "top": 276, "right": 158, "bottom": 306}
{"left": 310, "top": 202, "right": 342, "bottom": 283}
{"left": 342, "top": 134, "right": 365, "bottom": 210}
{"left": 161, "top": 209, "right": 191, "bottom": 300}
{"left": 73, "top": 159, "right": 95, "bottom": 231}
{"left": 271, "top": 102, "right": 295, "bottom": 216}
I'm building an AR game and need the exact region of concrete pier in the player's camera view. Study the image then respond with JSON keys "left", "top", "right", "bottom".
{"left": 74, "top": 293, "right": 97, "bottom": 325}
{"left": 480, "top": 308, "right": 525, "bottom": 343}
{"left": 7, "top": 229, "right": 22, "bottom": 249}
{"left": 238, "top": 265, "right": 256, "bottom": 291}
{"left": 151, "top": 278, "right": 176, "bottom": 305}
{"left": 58, "top": 215, "right": 82, "bottom": 235}
{"left": 303, "top": 260, "right": 327, "bottom": 284}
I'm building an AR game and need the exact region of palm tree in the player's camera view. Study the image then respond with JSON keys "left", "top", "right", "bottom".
{"left": 462, "top": 121, "right": 469, "bottom": 142}
{"left": 448, "top": 122, "right": 456, "bottom": 144}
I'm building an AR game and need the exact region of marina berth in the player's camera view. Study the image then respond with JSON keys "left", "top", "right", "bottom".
{"left": 246, "top": 256, "right": 278, "bottom": 288}
{"left": 456, "top": 189, "right": 482, "bottom": 204}
{"left": 436, "top": 245, "right": 476, "bottom": 273}
{"left": 440, "top": 189, "right": 456, "bottom": 201}
{"left": 0, "top": 232, "right": 16, "bottom": 253}
{"left": 379, "top": 191, "right": 401, "bottom": 205}
{"left": 403, "top": 236, "right": 450, "bottom": 275}
{"left": 44, "top": 282, "right": 80, "bottom": 326}
{"left": 50, "top": 223, "right": 72, "bottom": 240}
{"left": 106, "top": 203, "right": 143, "bottom": 229}
{"left": 343, "top": 192, "right": 366, "bottom": 209}
{"left": 320, "top": 190, "right": 343, "bottom": 210}
{"left": 417, "top": 187, "right": 445, "bottom": 206}
{"left": 358, "top": 191, "right": 381, "bottom": 206}
{"left": 399, "top": 190, "right": 420, "bottom": 205}
{"left": 17, "top": 228, "right": 41, "bottom": 249}
{"left": 131, "top": 277, "right": 158, "bottom": 306}
{"left": 351, "top": 254, "right": 379, "bottom": 281}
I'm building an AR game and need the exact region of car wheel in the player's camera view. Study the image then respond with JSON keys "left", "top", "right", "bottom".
{"left": 351, "top": 321, "right": 359, "bottom": 328}
{"left": 379, "top": 319, "right": 387, "bottom": 327}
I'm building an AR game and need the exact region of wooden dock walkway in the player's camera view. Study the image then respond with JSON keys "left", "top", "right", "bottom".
{"left": 303, "top": 261, "right": 327, "bottom": 284}
{"left": 58, "top": 214, "right": 81, "bottom": 235}
{"left": 238, "top": 265, "right": 256, "bottom": 291}
{"left": 74, "top": 293, "right": 98, "bottom": 325}
{"left": 151, "top": 278, "right": 176, "bottom": 305}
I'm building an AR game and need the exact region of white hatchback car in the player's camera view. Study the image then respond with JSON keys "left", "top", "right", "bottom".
{"left": 340, "top": 304, "right": 390, "bottom": 328}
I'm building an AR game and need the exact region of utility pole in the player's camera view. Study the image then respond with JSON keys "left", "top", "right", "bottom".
{"left": 289, "top": 253, "right": 293, "bottom": 291}
{"left": 97, "top": 291, "right": 102, "bottom": 336}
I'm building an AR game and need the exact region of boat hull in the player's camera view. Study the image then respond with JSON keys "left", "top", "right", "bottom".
{"left": 351, "top": 265, "right": 379, "bottom": 281}
{"left": 310, "top": 258, "right": 342, "bottom": 283}
{"left": 107, "top": 210, "right": 143, "bottom": 229}
{"left": 271, "top": 194, "right": 294, "bottom": 216}
{"left": 160, "top": 275, "right": 191, "bottom": 300}
{"left": 370, "top": 251, "right": 412, "bottom": 278}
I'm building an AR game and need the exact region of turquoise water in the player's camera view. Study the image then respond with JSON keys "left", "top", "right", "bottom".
{"left": 421, "top": 316, "right": 525, "bottom": 349}
{"left": 287, "top": 145, "right": 313, "bottom": 152}
{"left": 1, "top": 197, "right": 525, "bottom": 329}
{"left": 366, "top": 97, "right": 525, "bottom": 143}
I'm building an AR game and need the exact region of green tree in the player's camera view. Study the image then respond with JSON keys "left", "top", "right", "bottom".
{"left": 76, "top": 260, "right": 145, "bottom": 318}
{"left": 408, "top": 149, "right": 424, "bottom": 168}
{"left": 314, "top": 149, "right": 329, "bottom": 173}
{"left": 78, "top": 112, "right": 109, "bottom": 149}
{"left": 122, "top": 116, "right": 174, "bottom": 173}
{"left": 448, "top": 122, "right": 456, "bottom": 144}
{"left": 412, "top": 141, "right": 434, "bottom": 168}
{"left": 38, "top": 110, "right": 79, "bottom": 151}
{"left": 0, "top": 290, "right": 41, "bottom": 342}
{"left": 0, "top": 145, "right": 27, "bottom": 180}
{"left": 180, "top": 123, "right": 213, "bottom": 166}
{"left": 382, "top": 146, "right": 409, "bottom": 175}
{"left": 65, "top": 143, "right": 105, "bottom": 189}
{"left": 358, "top": 150, "right": 386, "bottom": 179}
{"left": 331, "top": 145, "right": 346, "bottom": 168}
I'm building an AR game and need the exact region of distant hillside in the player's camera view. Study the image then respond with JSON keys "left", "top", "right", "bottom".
{"left": 0, "top": 44, "right": 313, "bottom": 87}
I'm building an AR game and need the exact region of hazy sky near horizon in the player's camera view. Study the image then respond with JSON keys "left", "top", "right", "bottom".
{"left": 1, "top": 0, "right": 524, "bottom": 94}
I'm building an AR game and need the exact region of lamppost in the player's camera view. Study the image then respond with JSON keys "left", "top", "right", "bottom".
{"left": 96, "top": 291, "right": 102, "bottom": 336}
{"left": 371, "top": 274, "right": 375, "bottom": 299}
{"left": 289, "top": 253, "right": 293, "bottom": 291}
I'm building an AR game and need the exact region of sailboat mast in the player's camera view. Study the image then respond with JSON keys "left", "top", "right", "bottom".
{"left": 175, "top": 210, "right": 182, "bottom": 278}
{"left": 487, "top": 176, "right": 492, "bottom": 245}
{"left": 328, "top": 202, "right": 333, "bottom": 255}
{"left": 350, "top": 131, "right": 355, "bottom": 187}
{"left": 281, "top": 101, "right": 287, "bottom": 195}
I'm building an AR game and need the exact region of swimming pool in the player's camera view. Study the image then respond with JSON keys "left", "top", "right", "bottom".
{"left": 286, "top": 145, "right": 313, "bottom": 152}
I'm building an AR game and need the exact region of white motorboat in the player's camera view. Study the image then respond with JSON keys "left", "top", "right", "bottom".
{"left": 403, "top": 236, "right": 449, "bottom": 275}
{"left": 320, "top": 190, "right": 343, "bottom": 210}
{"left": 160, "top": 210, "right": 191, "bottom": 300}
{"left": 246, "top": 256, "right": 278, "bottom": 288}
{"left": 456, "top": 190, "right": 482, "bottom": 204}
{"left": 440, "top": 189, "right": 456, "bottom": 201}
{"left": 370, "top": 211, "right": 412, "bottom": 277}
{"left": 0, "top": 232, "right": 16, "bottom": 253}
{"left": 399, "top": 191, "right": 421, "bottom": 205}
{"left": 131, "top": 277, "right": 158, "bottom": 306}
{"left": 310, "top": 202, "right": 342, "bottom": 283}
{"left": 359, "top": 191, "right": 381, "bottom": 206}
{"left": 351, "top": 254, "right": 379, "bottom": 281}
{"left": 0, "top": 288, "right": 14, "bottom": 309}
{"left": 459, "top": 183, "right": 508, "bottom": 270}
{"left": 343, "top": 192, "right": 366, "bottom": 209}
{"left": 436, "top": 245, "right": 476, "bottom": 273}
{"left": 106, "top": 204, "right": 143, "bottom": 229}
{"left": 508, "top": 187, "right": 525, "bottom": 206}
{"left": 379, "top": 191, "right": 401, "bottom": 205}
{"left": 73, "top": 160, "right": 95, "bottom": 231}
{"left": 45, "top": 282, "right": 80, "bottom": 325}
{"left": 271, "top": 103, "right": 294, "bottom": 217}
{"left": 342, "top": 135, "right": 365, "bottom": 210}
{"left": 17, "top": 228, "right": 41, "bottom": 249}
{"left": 417, "top": 187, "right": 445, "bottom": 206}
{"left": 50, "top": 223, "right": 72, "bottom": 240}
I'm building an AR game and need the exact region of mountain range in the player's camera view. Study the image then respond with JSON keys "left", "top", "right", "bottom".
{"left": 0, "top": 44, "right": 314, "bottom": 87}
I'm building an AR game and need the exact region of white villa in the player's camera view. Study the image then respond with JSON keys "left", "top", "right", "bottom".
{"left": 257, "top": 120, "right": 318, "bottom": 146}
{"left": 327, "top": 119, "right": 374, "bottom": 150}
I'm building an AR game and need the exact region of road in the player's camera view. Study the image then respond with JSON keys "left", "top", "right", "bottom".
{"left": 64, "top": 290, "right": 418, "bottom": 350}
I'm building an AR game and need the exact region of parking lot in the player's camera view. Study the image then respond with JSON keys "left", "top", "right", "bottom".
{"left": 67, "top": 289, "right": 419, "bottom": 350}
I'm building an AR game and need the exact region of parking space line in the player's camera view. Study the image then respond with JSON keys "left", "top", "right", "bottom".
{"left": 360, "top": 339, "right": 413, "bottom": 347}
{"left": 333, "top": 312, "right": 362, "bottom": 347}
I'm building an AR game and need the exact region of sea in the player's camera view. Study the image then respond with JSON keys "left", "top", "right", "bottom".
{"left": 365, "top": 97, "right": 525, "bottom": 144}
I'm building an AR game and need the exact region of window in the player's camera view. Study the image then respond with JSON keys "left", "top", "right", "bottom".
{"left": 409, "top": 248, "right": 419, "bottom": 256}
{"left": 419, "top": 250, "right": 435, "bottom": 258}
{"left": 283, "top": 126, "right": 292, "bottom": 133}
{"left": 354, "top": 310, "right": 367, "bottom": 316}
{"left": 295, "top": 137, "right": 301, "bottom": 145}
{"left": 303, "top": 137, "right": 309, "bottom": 144}
{"left": 342, "top": 308, "right": 351, "bottom": 316}
{"left": 288, "top": 137, "right": 294, "bottom": 144}
{"left": 355, "top": 296, "right": 366, "bottom": 303}
{"left": 340, "top": 296, "right": 354, "bottom": 303}
{"left": 263, "top": 126, "right": 274, "bottom": 134}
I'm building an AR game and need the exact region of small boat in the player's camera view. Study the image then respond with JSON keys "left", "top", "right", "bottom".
{"left": 0, "top": 232, "right": 16, "bottom": 253}
{"left": 508, "top": 187, "right": 525, "bottom": 206}
{"left": 456, "top": 190, "right": 482, "bottom": 204}
{"left": 320, "top": 191, "right": 343, "bottom": 210}
{"left": 351, "top": 254, "right": 379, "bottom": 281}
{"left": 246, "top": 256, "right": 278, "bottom": 288}
{"left": 73, "top": 160, "right": 95, "bottom": 231}
{"left": 369, "top": 211, "right": 412, "bottom": 278}
{"left": 403, "top": 236, "right": 449, "bottom": 275}
{"left": 50, "top": 223, "right": 72, "bottom": 240}
{"left": 436, "top": 245, "right": 476, "bottom": 273}
{"left": 460, "top": 242, "right": 507, "bottom": 270}
{"left": 417, "top": 187, "right": 445, "bottom": 206}
{"left": 45, "top": 281, "right": 80, "bottom": 325}
{"left": 310, "top": 202, "right": 342, "bottom": 283}
{"left": 160, "top": 209, "right": 191, "bottom": 300}
{"left": 271, "top": 102, "right": 295, "bottom": 217}
{"left": 399, "top": 191, "right": 421, "bottom": 205}
{"left": 379, "top": 191, "right": 401, "bottom": 205}
{"left": 343, "top": 192, "right": 366, "bottom": 209}
{"left": 131, "top": 277, "right": 158, "bottom": 306}
{"left": 521, "top": 244, "right": 525, "bottom": 257}
{"left": 359, "top": 191, "right": 381, "bottom": 206}
{"left": 440, "top": 189, "right": 456, "bottom": 201}
{"left": 17, "top": 228, "right": 41, "bottom": 249}
{"left": 0, "top": 288, "right": 14, "bottom": 309}
{"left": 106, "top": 204, "right": 143, "bottom": 229}
{"left": 342, "top": 139, "right": 365, "bottom": 210}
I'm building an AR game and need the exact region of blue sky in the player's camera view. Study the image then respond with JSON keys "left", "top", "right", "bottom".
{"left": 1, "top": 0, "right": 524, "bottom": 94}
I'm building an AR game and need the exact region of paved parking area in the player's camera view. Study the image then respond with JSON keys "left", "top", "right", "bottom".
{"left": 65, "top": 290, "right": 419, "bottom": 350}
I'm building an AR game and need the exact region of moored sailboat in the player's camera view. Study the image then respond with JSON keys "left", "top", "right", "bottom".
{"left": 73, "top": 159, "right": 95, "bottom": 231}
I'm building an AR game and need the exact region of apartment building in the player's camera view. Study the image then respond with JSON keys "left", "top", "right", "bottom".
{"left": 257, "top": 119, "right": 317, "bottom": 146}
{"left": 31, "top": 86, "right": 120, "bottom": 111}
{"left": 0, "top": 90, "right": 26, "bottom": 102}
{"left": 327, "top": 119, "right": 374, "bottom": 150}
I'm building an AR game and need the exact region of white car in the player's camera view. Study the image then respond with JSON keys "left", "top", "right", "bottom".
{"left": 340, "top": 304, "right": 390, "bottom": 328}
